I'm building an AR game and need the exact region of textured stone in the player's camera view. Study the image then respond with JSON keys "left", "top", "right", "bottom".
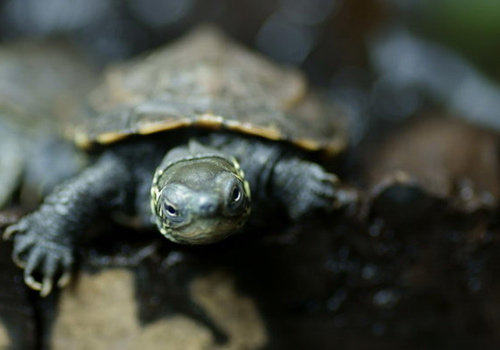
{"left": 51, "top": 269, "right": 138, "bottom": 350}
{"left": 51, "top": 268, "right": 267, "bottom": 350}
{"left": 0, "top": 322, "right": 11, "bottom": 349}
{"left": 190, "top": 272, "right": 268, "bottom": 350}
{"left": 0, "top": 241, "right": 36, "bottom": 350}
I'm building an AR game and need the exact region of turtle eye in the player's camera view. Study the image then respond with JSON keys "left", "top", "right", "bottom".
{"left": 161, "top": 197, "right": 181, "bottom": 220}
{"left": 231, "top": 185, "right": 241, "bottom": 203}
{"left": 165, "top": 204, "right": 178, "bottom": 217}
{"left": 162, "top": 201, "right": 185, "bottom": 224}
{"left": 225, "top": 180, "right": 247, "bottom": 216}
{"left": 156, "top": 185, "right": 187, "bottom": 226}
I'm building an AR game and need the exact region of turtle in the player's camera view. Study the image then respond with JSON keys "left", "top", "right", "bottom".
{"left": 4, "top": 26, "right": 356, "bottom": 297}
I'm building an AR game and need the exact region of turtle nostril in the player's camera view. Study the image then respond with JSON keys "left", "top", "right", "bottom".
{"left": 201, "top": 203, "right": 214, "bottom": 212}
{"left": 198, "top": 197, "right": 218, "bottom": 216}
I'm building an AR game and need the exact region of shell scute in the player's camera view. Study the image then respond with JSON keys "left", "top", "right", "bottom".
{"left": 75, "top": 26, "right": 347, "bottom": 155}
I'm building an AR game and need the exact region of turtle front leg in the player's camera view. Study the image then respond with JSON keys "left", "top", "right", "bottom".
{"left": 3, "top": 153, "right": 132, "bottom": 296}
{"left": 271, "top": 158, "right": 357, "bottom": 219}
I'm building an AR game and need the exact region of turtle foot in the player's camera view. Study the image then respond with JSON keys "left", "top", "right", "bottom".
{"left": 5, "top": 214, "right": 74, "bottom": 297}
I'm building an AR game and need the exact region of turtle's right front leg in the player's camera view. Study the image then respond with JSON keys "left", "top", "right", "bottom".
{"left": 3, "top": 153, "right": 132, "bottom": 296}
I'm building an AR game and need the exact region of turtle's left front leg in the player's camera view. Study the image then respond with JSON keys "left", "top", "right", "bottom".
{"left": 270, "top": 157, "right": 358, "bottom": 219}
{"left": 3, "top": 152, "right": 132, "bottom": 296}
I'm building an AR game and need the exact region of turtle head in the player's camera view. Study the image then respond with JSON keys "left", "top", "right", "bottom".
{"left": 151, "top": 154, "right": 251, "bottom": 244}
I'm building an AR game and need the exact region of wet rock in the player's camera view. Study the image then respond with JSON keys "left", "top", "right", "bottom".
{"left": 191, "top": 271, "right": 268, "bottom": 349}
{"left": 50, "top": 269, "right": 138, "bottom": 349}
{"left": 4, "top": 204, "right": 494, "bottom": 350}
{"left": 362, "top": 116, "right": 499, "bottom": 221}
{"left": 0, "top": 241, "right": 37, "bottom": 350}
{"left": 49, "top": 267, "right": 267, "bottom": 349}
{"left": 0, "top": 323, "right": 10, "bottom": 348}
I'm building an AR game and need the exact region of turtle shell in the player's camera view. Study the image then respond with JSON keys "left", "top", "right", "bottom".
{"left": 73, "top": 26, "right": 348, "bottom": 156}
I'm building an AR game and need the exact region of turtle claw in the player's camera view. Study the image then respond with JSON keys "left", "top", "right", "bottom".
{"left": 322, "top": 172, "right": 340, "bottom": 185}
{"left": 19, "top": 246, "right": 73, "bottom": 296}
{"left": 333, "top": 186, "right": 360, "bottom": 210}
{"left": 18, "top": 243, "right": 73, "bottom": 297}
{"left": 7, "top": 213, "right": 74, "bottom": 296}
{"left": 3, "top": 218, "right": 30, "bottom": 240}
{"left": 25, "top": 274, "right": 43, "bottom": 292}
{"left": 12, "top": 252, "right": 27, "bottom": 269}
{"left": 57, "top": 271, "right": 72, "bottom": 288}
{"left": 2, "top": 227, "right": 14, "bottom": 241}
{"left": 22, "top": 249, "right": 72, "bottom": 297}
{"left": 286, "top": 164, "right": 360, "bottom": 219}
{"left": 11, "top": 234, "right": 35, "bottom": 268}
{"left": 3, "top": 223, "right": 21, "bottom": 240}
{"left": 40, "top": 277, "right": 54, "bottom": 298}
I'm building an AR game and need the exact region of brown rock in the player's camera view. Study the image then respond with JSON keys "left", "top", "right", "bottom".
{"left": 51, "top": 268, "right": 267, "bottom": 350}
{"left": 0, "top": 322, "right": 10, "bottom": 349}
{"left": 364, "top": 116, "right": 500, "bottom": 212}
{"left": 190, "top": 271, "right": 268, "bottom": 350}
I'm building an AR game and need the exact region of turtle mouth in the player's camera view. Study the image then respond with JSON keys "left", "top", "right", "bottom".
{"left": 161, "top": 215, "right": 249, "bottom": 245}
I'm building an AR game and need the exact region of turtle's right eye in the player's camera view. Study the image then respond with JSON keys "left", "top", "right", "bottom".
{"left": 165, "top": 204, "right": 178, "bottom": 217}
{"left": 162, "top": 201, "right": 183, "bottom": 221}
{"left": 161, "top": 200, "right": 185, "bottom": 224}
{"left": 157, "top": 185, "right": 188, "bottom": 225}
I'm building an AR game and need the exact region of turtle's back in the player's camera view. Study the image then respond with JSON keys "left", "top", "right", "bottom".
{"left": 75, "top": 26, "right": 347, "bottom": 155}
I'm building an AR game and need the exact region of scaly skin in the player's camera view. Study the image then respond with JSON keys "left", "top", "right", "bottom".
{"left": 4, "top": 153, "right": 131, "bottom": 296}
{"left": 4, "top": 134, "right": 353, "bottom": 296}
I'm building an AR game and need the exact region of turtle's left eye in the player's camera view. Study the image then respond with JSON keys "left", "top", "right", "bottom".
{"left": 231, "top": 185, "right": 241, "bottom": 203}
{"left": 225, "top": 180, "right": 247, "bottom": 216}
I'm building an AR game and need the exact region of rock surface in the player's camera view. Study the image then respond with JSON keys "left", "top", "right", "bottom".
{"left": 0, "top": 323, "right": 10, "bottom": 349}
{"left": 0, "top": 241, "right": 37, "bottom": 350}
{"left": 50, "top": 267, "right": 267, "bottom": 350}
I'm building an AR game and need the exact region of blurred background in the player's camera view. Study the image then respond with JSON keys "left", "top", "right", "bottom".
{"left": 0, "top": 1, "right": 499, "bottom": 349}
{"left": 1, "top": 0, "right": 500, "bottom": 139}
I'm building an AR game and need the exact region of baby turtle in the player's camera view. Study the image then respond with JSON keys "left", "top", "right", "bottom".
{"left": 5, "top": 26, "right": 355, "bottom": 296}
